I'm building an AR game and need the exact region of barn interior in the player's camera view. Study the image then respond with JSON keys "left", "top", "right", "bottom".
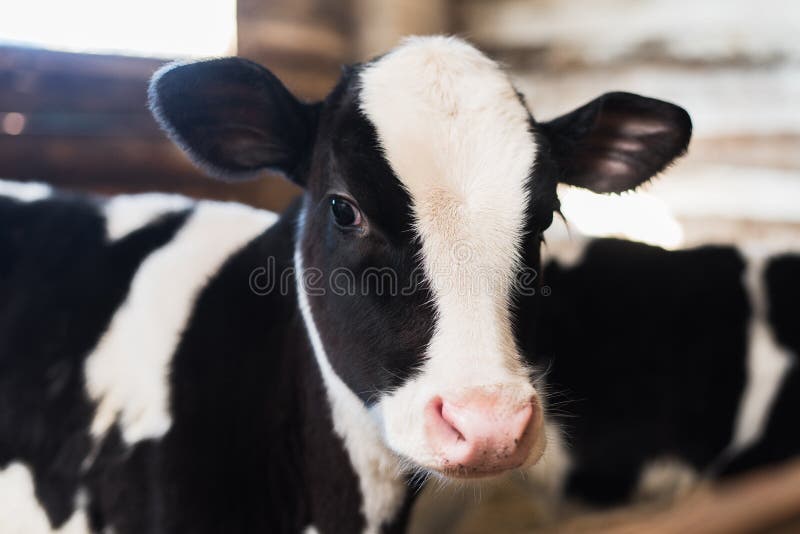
{"left": 2, "top": 0, "right": 799, "bottom": 532}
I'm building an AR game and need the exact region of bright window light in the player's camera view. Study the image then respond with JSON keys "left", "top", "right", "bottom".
{"left": 0, "top": 0, "right": 236, "bottom": 57}
{"left": 558, "top": 186, "right": 685, "bottom": 250}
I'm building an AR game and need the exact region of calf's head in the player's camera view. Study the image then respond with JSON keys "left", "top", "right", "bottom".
{"left": 150, "top": 36, "right": 691, "bottom": 478}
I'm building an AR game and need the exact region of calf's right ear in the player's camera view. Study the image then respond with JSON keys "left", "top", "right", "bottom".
{"left": 148, "top": 58, "right": 319, "bottom": 186}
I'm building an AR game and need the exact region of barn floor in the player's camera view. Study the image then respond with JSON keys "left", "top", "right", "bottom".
{"left": 408, "top": 458, "right": 800, "bottom": 533}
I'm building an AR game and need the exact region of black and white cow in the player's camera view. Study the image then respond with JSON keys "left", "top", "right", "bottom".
{"left": 0, "top": 36, "right": 692, "bottom": 533}
{"left": 527, "top": 234, "right": 800, "bottom": 506}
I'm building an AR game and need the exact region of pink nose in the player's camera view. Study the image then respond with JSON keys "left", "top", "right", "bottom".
{"left": 424, "top": 389, "right": 537, "bottom": 476}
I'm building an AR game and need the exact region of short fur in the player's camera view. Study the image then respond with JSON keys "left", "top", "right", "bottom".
{"left": 533, "top": 238, "right": 800, "bottom": 505}
{"left": 1, "top": 36, "right": 696, "bottom": 533}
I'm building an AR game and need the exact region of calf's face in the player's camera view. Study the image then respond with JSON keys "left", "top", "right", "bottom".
{"left": 150, "top": 36, "right": 691, "bottom": 478}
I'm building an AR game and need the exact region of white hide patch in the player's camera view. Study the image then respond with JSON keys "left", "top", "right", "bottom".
{"left": 525, "top": 423, "right": 572, "bottom": 498}
{"left": 0, "top": 179, "right": 52, "bottom": 202}
{"left": 0, "top": 462, "right": 90, "bottom": 534}
{"left": 295, "top": 245, "right": 407, "bottom": 534}
{"left": 358, "top": 36, "right": 540, "bottom": 466}
{"left": 103, "top": 193, "right": 192, "bottom": 241}
{"left": 635, "top": 457, "right": 697, "bottom": 501}
{"left": 726, "top": 245, "right": 795, "bottom": 456}
{"left": 85, "top": 199, "right": 276, "bottom": 444}
{"left": 542, "top": 215, "right": 592, "bottom": 270}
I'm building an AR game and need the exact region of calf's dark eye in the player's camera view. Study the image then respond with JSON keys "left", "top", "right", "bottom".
{"left": 330, "top": 196, "right": 362, "bottom": 228}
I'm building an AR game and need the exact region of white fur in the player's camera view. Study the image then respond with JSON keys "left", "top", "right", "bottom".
{"left": 635, "top": 457, "right": 697, "bottom": 501}
{"left": 85, "top": 199, "right": 276, "bottom": 445}
{"left": 526, "top": 423, "right": 572, "bottom": 497}
{"left": 726, "top": 244, "right": 795, "bottom": 456}
{"left": 359, "top": 36, "right": 542, "bottom": 466}
{"left": 0, "top": 462, "right": 90, "bottom": 534}
{"left": 542, "top": 214, "right": 592, "bottom": 269}
{"left": 295, "top": 244, "right": 407, "bottom": 534}
{"left": 0, "top": 179, "right": 52, "bottom": 202}
{"left": 103, "top": 193, "right": 192, "bottom": 241}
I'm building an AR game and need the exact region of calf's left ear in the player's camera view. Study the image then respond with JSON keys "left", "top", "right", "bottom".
{"left": 148, "top": 58, "right": 319, "bottom": 185}
{"left": 540, "top": 92, "right": 692, "bottom": 194}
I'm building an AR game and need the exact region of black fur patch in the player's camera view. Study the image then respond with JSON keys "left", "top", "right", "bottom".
{"left": 300, "top": 70, "right": 436, "bottom": 404}
{"left": 82, "top": 203, "right": 372, "bottom": 533}
{"left": 722, "top": 254, "right": 800, "bottom": 475}
{"left": 0, "top": 193, "right": 188, "bottom": 527}
{"left": 148, "top": 58, "right": 320, "bottom": 184}
{"left": 534, "top": 239, "right": 749, "bottom": 505}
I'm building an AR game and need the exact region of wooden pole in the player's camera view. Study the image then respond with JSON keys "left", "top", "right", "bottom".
{"left": 353, "top": 0, "right": 450, "bottom": 59}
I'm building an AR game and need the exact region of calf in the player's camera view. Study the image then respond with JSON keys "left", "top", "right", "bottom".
{"left": 531, "top": 236, "right": 800, "bottom": 505}
{"left": 0, "top": 36, "right": 691, "bottom": 533}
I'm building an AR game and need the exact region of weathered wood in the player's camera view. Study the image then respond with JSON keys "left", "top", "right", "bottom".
{"left": 0, "top": 135, "right": 299, "bottom": 211}
{"left": 410, "top": 458, "right": 800, "bottom": 533}
{"left": 513, "top": 66, "right": 800, "bottom": 140}
{"left": 458, "top": 0, "right": 800, "bottom": 68}
{"left": 353, "top": 0, "right": 451, "bottom": 58}
{"left": 453, "top": 0, "right": 800, "bottom": 182}
{"left": 691, "top": 135, "right": 800, "bottom": 171}
{"left": 0, "top": 46, "right": 165, "bottom": 78}
{"left": 0, "top": 111, "right": 160, "bottom": 137}
{"left": 0, "top": 46, "right": 162, "bottom": 113}
{"left": 0, "top": 45, "right": 302, "bottom": 211}
{"left": 236, "top": 0, "right": 351, "bottom": 99}
{"left": 0, "top": 70, "right": 152, "bottom": 114}
{"left": 560, "top": 458, "right": 800, "bottom": 533}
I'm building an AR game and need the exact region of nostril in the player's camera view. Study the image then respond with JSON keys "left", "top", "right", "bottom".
{"left": 512, "top": 403, "right": 534, "bottom": 441}
{"left": 439, "top": 400, "right": 465, "bottom": 442}
{"left": 424, "top": 392, "right": 542, "bottom": 474}
{"left": 425, "top": 396, "right": 464, "bottom": 446}
{"left": 440, "top": 396, "right": 535, "bottom": 448}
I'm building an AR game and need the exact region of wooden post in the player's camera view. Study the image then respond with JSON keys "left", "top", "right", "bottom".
{"left": 236, "top": 0, "right": 354, "bottom": 100}
{"left": 353, "top": 0, "right": 450, "bottom": 59}
{"left": 231, "top": 0, "right": 360, "bottom": 208}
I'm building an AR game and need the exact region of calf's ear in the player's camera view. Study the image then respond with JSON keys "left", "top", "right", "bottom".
{"left": 148, "top": 58, "right": 319, "bottom": 186}
{"left": 540, "top": 92, "right": 692, "bottom": 194}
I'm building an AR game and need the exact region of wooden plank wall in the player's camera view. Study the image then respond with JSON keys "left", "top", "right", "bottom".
{"left": 455, "top": 0, "right": 800, "bottom": 225}
{"left": 0, "top": 0, "right": 356, "bottom": 212}
{"left": 0, "top": 0, "right": 453, "bottom": 212}
{"left": 0, "top": 46, "right": 306, "bottom": 211}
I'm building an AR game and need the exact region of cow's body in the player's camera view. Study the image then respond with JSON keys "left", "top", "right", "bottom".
{"left": 0, "top": 36, "right": 702, "bottom": 533}
{"left": 531, "top": 236, "right": 800, "bottom": 505}
{"left": 4, "top": 178, "right": 800, "bottom": 531}
{"left": 0, "top": 182, "right": 403, "bottom": 533}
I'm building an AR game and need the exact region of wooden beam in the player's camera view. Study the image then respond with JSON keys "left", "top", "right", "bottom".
{"left": 0, "top": 46, "right": 303, "bottom": 212}
{"left": 353, "top": 0, "right": 451, "bottom": 59}
{"left": 560, "top": 458, "right": 800, "bottom": 533}
{"left": 236, "top": 0, "right": 352, "bottom": 99}
{"left": 0, "top": 135, "right": 300, "bottom": 211}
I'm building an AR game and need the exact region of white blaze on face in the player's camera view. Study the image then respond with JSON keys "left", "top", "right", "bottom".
{"left": 358, "top": 36, "right": 540, "bottom": 466}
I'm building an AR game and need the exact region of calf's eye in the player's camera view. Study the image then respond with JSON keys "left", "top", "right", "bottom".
{"left": 330, "top": 196, "right": 363, "bottom": 228}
